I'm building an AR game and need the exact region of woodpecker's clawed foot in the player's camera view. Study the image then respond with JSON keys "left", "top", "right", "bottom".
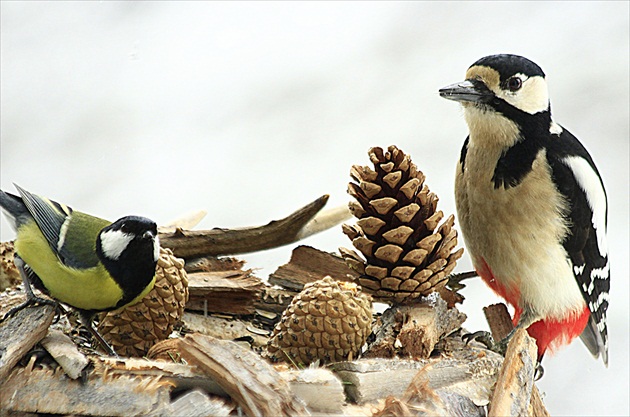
{"left": 462, "top": 330, "right": 494, "bottom": 349}
{"left": 534, "top": 362, "right": 545, "bottom": 380}
{"left": 462, "top": 331, "right": 510, "bottom": 356}
{"left": 2, "top": 296, "right": 59, "bottom": 322}
{"left": 446, "top": 271, "right": 478, "bottom": 291}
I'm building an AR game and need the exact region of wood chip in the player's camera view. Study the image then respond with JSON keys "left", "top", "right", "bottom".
{"left": 0, "top": 305, "right": 55, "bottom": 382}
{"left": 269, "top": 245, "right": 358, "bottom": 291}
{"left": 186, "top": 270, "right": 263, "bottom": 315}
{"left": 282, "top": 368, "right": 345, "bottom": 413}
{"left": 167, "top": 389, "right": 233, "bottom": 417}
{"left": 40, "top": 330, "right": 89, "bottom": 380}
{"left": 176, "top": 333, "right": 308, "bottom": 416}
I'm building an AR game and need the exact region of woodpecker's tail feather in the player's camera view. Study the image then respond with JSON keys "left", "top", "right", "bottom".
{"left": 579, "top": 315, "right": 609, "bottom": 366}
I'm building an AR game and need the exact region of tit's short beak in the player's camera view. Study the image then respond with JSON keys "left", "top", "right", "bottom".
{"left": 439, "top": 79, "right": 494, "bottom": 104}
{"left": 142, "top": 230, "right": 155, "bottom": 240}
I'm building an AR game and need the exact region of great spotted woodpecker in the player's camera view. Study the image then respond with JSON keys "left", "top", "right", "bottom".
{"left": 439, "top": 54, "right": 609, "bottom": 365}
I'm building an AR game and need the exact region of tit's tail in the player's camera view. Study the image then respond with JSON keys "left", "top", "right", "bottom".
{"left": 0, "top": 189, "right": 28, "bottom": 231}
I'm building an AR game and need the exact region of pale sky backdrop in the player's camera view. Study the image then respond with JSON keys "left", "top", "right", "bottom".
{"left": 1, "top": 2, "right": 628, "bottom": 415}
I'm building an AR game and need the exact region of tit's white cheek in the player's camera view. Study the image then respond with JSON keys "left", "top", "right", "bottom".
{"left": 100, "top": 230, "right": 134, "bottom": 260}
{"left": 153, "top": 236, "right": 161, "bottom": 262}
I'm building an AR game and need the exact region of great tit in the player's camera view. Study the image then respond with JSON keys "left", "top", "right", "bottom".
{"left": 439, "top": 54, "right": 609, "bottom": 367}
{"left": 0, "top": 184, "right": 160, "bottom": 356}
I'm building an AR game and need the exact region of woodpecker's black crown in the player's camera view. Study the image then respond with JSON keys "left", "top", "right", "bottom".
{"left": 471, "top": 54, "right": 546, "bottom": 83}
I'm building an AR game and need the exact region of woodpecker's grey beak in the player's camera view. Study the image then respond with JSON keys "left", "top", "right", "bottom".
{"left": 439, "top": 80, "right": 494, "bottom": 104}
{"left": 142, "top": 230, "right": 155, "bottom": 240}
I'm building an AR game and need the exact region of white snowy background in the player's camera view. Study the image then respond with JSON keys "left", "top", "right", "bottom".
{"left": 1, "top": 2, "right": 628, "bottom": 415}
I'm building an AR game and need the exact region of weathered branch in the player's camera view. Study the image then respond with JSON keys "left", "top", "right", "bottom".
{"left": 159, "top": 195, "right": 340, "bottom": 259}
{"left": 484, "top": 303, "right": 550, "bottom": 417}
{"left": 488, "top": 328, "right": 537, "bottom": 417}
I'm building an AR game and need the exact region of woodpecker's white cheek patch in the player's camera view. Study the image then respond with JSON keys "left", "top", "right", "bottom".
{"left": 100, "top": 229, "right": 134, "bottom": 260}
{"left": 563, "top": 155, "right": 608, "bottom": 257}
{"left": 498, "top": 75, "right": 549, "bottom": 115}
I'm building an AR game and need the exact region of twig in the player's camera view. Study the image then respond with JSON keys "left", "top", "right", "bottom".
{"left": 159, "top": 195, "right": 340, "bottom": 259}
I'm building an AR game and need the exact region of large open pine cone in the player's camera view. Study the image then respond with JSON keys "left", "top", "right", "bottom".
{"left": 340, "top": 146, "right": 463, "bottom": 304}
{"left": 98, "top": 247, "right": 189, "bottom": 357}
{"left": 265, "top": 276, "right": 372, "bottom": 365}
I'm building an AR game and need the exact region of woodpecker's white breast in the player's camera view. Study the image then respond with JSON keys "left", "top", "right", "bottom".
{"left": 456, "top": 109, "right": 586, "bottom": 320}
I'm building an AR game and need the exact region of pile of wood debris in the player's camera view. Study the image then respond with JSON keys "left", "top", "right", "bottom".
{"left": 0, "top": 195, "right": 549, "bottom": 417}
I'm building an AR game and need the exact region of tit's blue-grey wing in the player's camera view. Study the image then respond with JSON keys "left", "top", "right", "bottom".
{"left": 15, "top": 184, "right": 72, "bottom": 251}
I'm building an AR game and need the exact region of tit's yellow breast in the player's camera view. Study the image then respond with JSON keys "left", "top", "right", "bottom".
{"left": 15, "top": 221, "right": 125, "bottom": 311}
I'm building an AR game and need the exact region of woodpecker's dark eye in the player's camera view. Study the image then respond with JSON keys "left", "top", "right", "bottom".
{"left": 506, "top": 77, "right": 522, "bottom": 92}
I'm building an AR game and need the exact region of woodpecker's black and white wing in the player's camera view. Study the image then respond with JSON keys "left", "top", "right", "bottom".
{"left": 547, "top": 127, "right": 609, "bottom": 365}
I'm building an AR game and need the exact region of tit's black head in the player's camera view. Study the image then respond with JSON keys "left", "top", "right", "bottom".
{"left": 105, "top": 215, "right": 158, "bottom": 240}
{"left": 97, "top": 215, "right": 159, "bottom": 309}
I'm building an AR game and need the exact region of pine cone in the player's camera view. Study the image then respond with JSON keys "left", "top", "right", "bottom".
{"left": 265, "top": 276, "right": 372, "bottom": 365}
{"left": 340, "top": 145, "right": 464, "bottom": 304}
{"left": 98, "top": 247, "right": 189, "bottom": 357}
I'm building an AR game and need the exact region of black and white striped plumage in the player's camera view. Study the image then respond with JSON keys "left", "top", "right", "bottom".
{"left": 440, "top": 54, "right": 609, "bottom": 364}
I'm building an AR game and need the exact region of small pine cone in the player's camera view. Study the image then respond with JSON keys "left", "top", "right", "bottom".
{"left": 265, "top": 276, "right": 372, "bottom": 365}
{"left": 340, "top": 145, "right": 464, "bottom": 304}
{"left": 98, "top": 247, "right": 189, "bottom": 357}
{"left": 0, "top": 241, "right": 20, "bottom": 291}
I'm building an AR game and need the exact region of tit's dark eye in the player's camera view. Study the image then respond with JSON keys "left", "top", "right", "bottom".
{"left": 506, "top": 77, "right": 522, "bottom": 92}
